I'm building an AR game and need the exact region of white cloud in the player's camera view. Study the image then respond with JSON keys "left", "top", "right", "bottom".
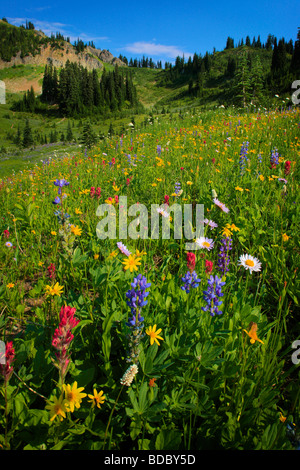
{"left": 124, "top": 41, "right": 192, "bottom": 59}
{"left": 7, "top": 17, "right": 69, "bottom": 36}
{"left": 6, "top": 17, "right": 109, "bottom": 45}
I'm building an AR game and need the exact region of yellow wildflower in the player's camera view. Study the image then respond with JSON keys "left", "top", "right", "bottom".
{"left": 146, "top": 325, "right": 164, "bottom": 346}
{"left": 88, "top": 389, "right": 106, "bottom": 409}
{"left": 70, "top": 225, "right": 82, "bottom": 236}
{"left": 45, "top": 394, "right": 67, "bottom": 422}
{"left": 45, "top": 282, "right": 64, "bottom": 297}
{"left": 282, "top": 233, "right": 289, "bottom": 242}
{"left": 122, "top": 254, "right": 141, "bottom": 273}
{"left": 136, "top": 249, "right": 147, "bottom": 256}
{"left": 243, "top": 323, "right": 264, "bottom": 344}
{"left": 222, "top": 226, "right": 232, "bottom": 238}
{"left": 63, "top": 382, "right": 87, "bottom": 413}
{"left": 279, "top": 412, "right": 287, "bottom": 423}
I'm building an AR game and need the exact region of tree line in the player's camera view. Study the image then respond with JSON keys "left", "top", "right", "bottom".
{"left": 12, "top": 60, "right": 141, "bottom": 117}
{"left": 42, "top": 61, "right": 140, "bottom": 116}
{"left": 161, "top": 27, "right": 300, "bottom": 107}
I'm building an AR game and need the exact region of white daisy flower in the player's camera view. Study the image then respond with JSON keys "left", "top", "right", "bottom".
{"left": 117, "top": 242, "right": 131, "bottom": 257}
{"left": 157, "top": 207, "right": 169, "bottom": 218}
{"left": 238, "top": 254, "right": 262, "bottom": 274}
{"left": 195, "top": 237, "right": 214, "bottom": 251}
{"left": 213, "top": 197, "right": 229, "bottom": 213}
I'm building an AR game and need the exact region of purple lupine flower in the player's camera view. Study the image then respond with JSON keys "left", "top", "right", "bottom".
{"left": 202, "top": 275, "right": 226, "bottom": 316}
{"left": 125, "top": 274, "right": 151, "bottom": 364}
{"left": 175, "top": 181, "right": 181, "bottom": 195}
{"left": 181, "top": 271, "right": 201, "bottom": 293}
{"left": 217, "top": 237, "right": 232, "bottom": 275}
{"left": 126, "top": 274, "right": 151, "bottom": 320}
{"left": 270, "top": 148, "right": 279, "bottom": 168}
{"left": 54, "top": 179, "right": 70, "bottom": 195}
{"left": 239, "top": 141, "right": 249, "bottom": 174}
{"left": 52, "top": 196, "right": 61, "bottom": 205}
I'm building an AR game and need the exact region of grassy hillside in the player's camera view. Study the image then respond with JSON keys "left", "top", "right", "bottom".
{"left": 0, "top": 30, "right": 297, "bottom": 179}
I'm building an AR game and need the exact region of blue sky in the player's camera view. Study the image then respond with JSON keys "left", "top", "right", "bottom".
{"left": 1, "top": 0, "right": 299, "bottom": 63}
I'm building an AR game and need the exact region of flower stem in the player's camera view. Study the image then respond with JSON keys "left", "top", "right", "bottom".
{"left": 103, "top": 385, "right": 124, "bottom": 450}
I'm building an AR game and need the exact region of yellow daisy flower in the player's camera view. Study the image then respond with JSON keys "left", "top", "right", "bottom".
{"left": 63, "top": 382, "right": 87, "bottom": 413}
{"left": 122, "top": 254, "right": 141, "bottom": 273}
{"left": 70, "top": 225, "right": 82, "bottom": 236}
{"left": 136, "top": 249, "right": 147, "bottom": 256}
{"left": 45, "top": 394, "right": 67, "bottom": 422}
{"left": 146, "top": 324, "right": 164, "bottom": 346}
{"left": 222, "top": 226, "right": 232, "bottom": 238}
{"left": 6, "top": 283, "right": 15, "bottom": 289}
{"left": 108, "top": 250, "right": 118, "bottom": 259}
{"left": 88, "top": 389, "right": 106, "bottom": 409}
{"left": 45, "top": 282, "right": 64, "bottom": 297}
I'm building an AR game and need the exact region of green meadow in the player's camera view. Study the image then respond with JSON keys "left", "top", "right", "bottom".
{"left": 0, "top": 103, "right": 299, "bottom": 450}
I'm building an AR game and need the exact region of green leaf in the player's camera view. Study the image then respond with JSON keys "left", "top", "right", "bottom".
{"left": 155, "top": 429, "right": 182, "bottom": 450}
{"left": 72, "top": 247, "right": 88, "bottom": 266}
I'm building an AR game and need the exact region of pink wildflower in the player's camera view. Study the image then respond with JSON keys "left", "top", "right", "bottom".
{"left": 52, "top": 306, "right": 79, "bottom": 382}
{"left": 47, "top": 263, "right": 56, "bottom": 280}
{"left": 205, "top": 260, "right": 213, "bottom": 274}
{"left": 186, "top": 252, "right": 196, "bottom": 273}
{"left": 0, "top": 341, "right": 15, "bottom": 383}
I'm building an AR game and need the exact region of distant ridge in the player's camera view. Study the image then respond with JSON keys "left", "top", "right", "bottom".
{"left": 0, "top": 19, "right": 126, "bottom": 71}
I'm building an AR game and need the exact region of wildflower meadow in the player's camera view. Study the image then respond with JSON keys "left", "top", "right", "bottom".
{"left": 0, "top": 106, "right": 299, "bottom": 451}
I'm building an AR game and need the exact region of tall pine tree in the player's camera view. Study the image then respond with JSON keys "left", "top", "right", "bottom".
{"left": 234, "top": 48, "right": 251, "bottom": 107}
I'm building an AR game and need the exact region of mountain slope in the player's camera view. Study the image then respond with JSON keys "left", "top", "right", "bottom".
{"left": 0, "top": 19, "right": 125, "bottom": 71}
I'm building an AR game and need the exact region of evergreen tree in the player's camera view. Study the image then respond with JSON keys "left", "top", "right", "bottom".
{"left": 234, "top": 49, "right": 251, "bottom": 107}
{"left": 22, "top": 119, "right": 34, "bottom": 148}
{"left": 66, "top": 121, "right": 73, "bottom": 141}
{"left": 27, "top": 86, "right": 36, "bottom": 112}
{"left": 14, "top": 125, "right": 22, "bottom": 147}
{"left": 81, "top": 120, "right": 97, "bottom": 149}
{"left": 251, "top": 55, "right": 265, "bottom": 106}
{"left": 227, "top": 57, "right": 236, "bottom": 77}
{"left": 226, "top": 37, "right": 234, "bottom": 49}
{"left": 291, "top": 27, "right": 300, "bottom": 76}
